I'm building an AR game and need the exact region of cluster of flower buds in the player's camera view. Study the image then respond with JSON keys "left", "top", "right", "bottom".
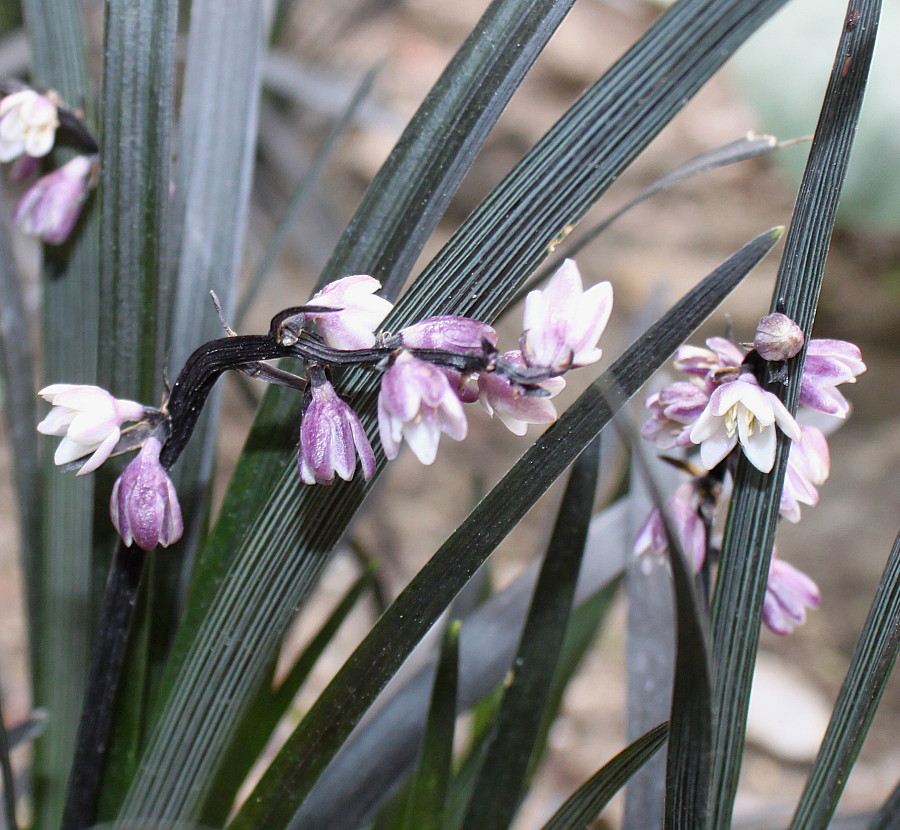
{"left": 37, "top": 261, "right": 614, "bottom": 551}
{"left": 0, "top": 84, "right": 98, "bottom": 244}
{"left": 636, "top": 311, "right": 865, "bottom": 634}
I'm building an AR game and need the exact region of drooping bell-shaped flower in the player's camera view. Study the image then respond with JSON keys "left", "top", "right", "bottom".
{"left": 780, "top": 424, "right": 830, "bottom": 523}
{"left": 14, "top": 154, "right": 94, "bottom": 244}
{"left": 521, "top": 259, "right": 613, "bottom": 371}
{"left": 673, "top": 336, "right": 745, "bottom": 384}
{"left": 400, "top": 315, "right": 497, "bottom": 402}
{"left": 37, "top": 383, "right": 146, "bottom": 474}
{"left": 799, "top": 339, "right": 866, "bottom": 418}
{"left": 633, "top": 481, "right": 708, "bottom": 573}
{"left": 304, "top": 275, "right": 393, "bottom": 350}
{"left": 110, "top": 437, "right": 183, "bottom": 550}
{"left": 689, "top": 373, "right": 801, "bottom": 473}
{"left": 762, "top": 556, "right": 820, "bottom": 635}
{"left": 0, "top": 89, "right": 58, "bottom": 162}
{"left": 477, "top": 349, "right": 564, "bottom": 436}
{"left": 298, "top": 377, "right": 376, "bottom": 485}
{"left": 377, "top": 350, "right": 467, "bottom": 464}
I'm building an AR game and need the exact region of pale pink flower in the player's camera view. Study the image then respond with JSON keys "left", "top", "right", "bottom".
{"left": 689, "top": 373, "right": 801, "bottom": 473}
{"left": 633, "top": 481, "right": 707, "bottom": 572}
{"left": 641, "top": 381, "right": 709, "bottom": 450}
{"left": 305, "top": 275, "right": 393, "bottom": 350}
{"left": 521, "top": 259, "right": 613, "bottom": 370}
{"left": 477, "top": 349, "right": 564, "bottom": 436}
{"left": 673, "top": 336, "right": 745, "bottom": 385}
{"left": 0, "top": 89, "right": 58, "bottom": 161}
{"left": 799, "top": 339, "right": 866, "bottom": 418}
{"left": 37, "top": 383, "right": 146, "bottom": 474}
{"left": 400, "top": 315, "right": 497, "bottom": 402}
{"left": 780, "top": 425, "right": 830, "bottom": 523}
{"left": 378, "top": 350, "right": 467, "bottom": 464}
{"left": 298, "top": 378, "right": 376, "bottom": 485}
{"left": 753, "top": 313, "right": 804, "bottom": 361}
{"left": 763, "top": 556, "right": 820, "bottom": 635}
{"left": 14, "top": 154, "right": 94, "bottom": 244}
{"left": 110, "top": 436, "right": 183, "bottom": 550}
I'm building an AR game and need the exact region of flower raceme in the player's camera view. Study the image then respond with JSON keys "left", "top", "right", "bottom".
{"left": 38, "top": 263, "right": 616, "bottom": 544}
{"left": 636, "top": 314, "right": 864, "bottom": 636}
{"left": 37, "top": 384, "right": 146, "bottom": 474}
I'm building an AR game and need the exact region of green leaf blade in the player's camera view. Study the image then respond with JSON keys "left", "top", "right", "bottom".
{"left": 461, "top": 437, "right": 601, "bottom": 830}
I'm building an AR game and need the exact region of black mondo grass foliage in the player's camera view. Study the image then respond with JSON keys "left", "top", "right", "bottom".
{"left": 0, "top": 2, "right": 894, "bottom": 830}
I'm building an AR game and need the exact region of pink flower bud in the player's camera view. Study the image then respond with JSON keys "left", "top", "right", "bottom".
{"left": 15, "top": 154, "right": 94, "bottom": 244}
{"left": 299, "top": 378, "right": 376, "bottom": 485}
{"left": 753, "top": 313, "right": 804, "bottom": 361}
{"left": 110, "top": 437, "right": 183, "bottom": 550}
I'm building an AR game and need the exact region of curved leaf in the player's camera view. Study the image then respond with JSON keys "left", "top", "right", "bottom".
{"left": 709, "top": 4, "right": 881, "bottom": 826}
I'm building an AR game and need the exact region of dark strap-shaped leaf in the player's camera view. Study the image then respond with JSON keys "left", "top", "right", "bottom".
{"left": 541, "top": 722, "right": 669, "bottom": 830}
{"left": 227, "top": 229, "right": 780, "bottom": 830}
{"left": 789, "top": 530, "right": 900, "bottom": 828}
{"left": 461, "top": 437, "right": 601, "bottom": 830}
{"left": 870, "top": 779, "right": 900, "bottom": 830}
{"left": 709, "top": 4, "right": 881, "bottom": 827}
{"left": 20, "top": 3, "right": 101, "bottom": 826}
{"left": 292, "top": 501, "right": 629, "bottom": 830}
{"left": 400, "top": 620, "right": 461, "bottom": 830}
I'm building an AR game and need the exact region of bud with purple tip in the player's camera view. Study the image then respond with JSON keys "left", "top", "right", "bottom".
{"left": 110, "top": 437, "right": 183, "bottom": 550}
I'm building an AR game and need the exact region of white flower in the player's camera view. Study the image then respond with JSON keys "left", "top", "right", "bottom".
{"left": 305, "top": 275, "right": 393, "bottom": 350}
{"left": 0, "top": 90, "right": 59, "bottom": 162}
{"left": 780, "top": 424, "right": 830, "bottom": 523}
{"left": 689, "top": 373, "right": 801, "bottom": 473}
{"left": 377, "top": 350, "right": 467, "bottom": 464}
{"left": 37, "top": 384, "right": 146, "bottom": 474}
{"left": 521, "top": 259, "right": 613, "bottom": 370}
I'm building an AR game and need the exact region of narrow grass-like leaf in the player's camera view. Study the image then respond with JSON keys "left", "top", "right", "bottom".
{"left": 6, "top": 711, "right": 47, "bottom": 750}
{"left": 20, "top": 4, "right": 99, "bottom": 827}
{"left": 0, "top": 680, "right": 17, "bottom": 830}
{"left": 317, "top": 0, "right": 578, "bottom": 296}
{"left": 709, "top": 5, "right": 880, "bottom": 827}
{"left": 625, "top": 420, "right": 713, "bottom": 829}
{"left": 623, "top": 457, "right": 680, "bottom": 830}
{"left": 165, "top": 0, "right": 267, "bottom": 565}
{"left": 871, "top": 780, "right": 900, "bottom": 830}
{"left": 400, "top": 620, "right": 461, "bottom": 830}
{"left": 788, "top": 530, "right": 900, "bottom": 828}
{"left": 461, "top": 437, "right": 601, "bottom": 830}
{"left": 227, "top": 230, "right": 779, "bottom": 830}
{"left": 125, "top": 0, "right": 790, "bottom": 814}
{"left": 200, "top": 567, "right": 375, "bottom": 825}
{"left": 97, "top": 0, "right": 176, "bottom": 403}
{"left": 512, "top": 134, "right": 789, "bottom": 306}
{"left": 80, "top": 1, "right": 177, "bottom": 820}
{"left": 293, "top": 503, "right": 629, "bottom": 830}
{"left": 235, "top": 64, "right": 379, "bottom": 328}
{"left": 541, "top": 723, "right": 669, "bottom": 830}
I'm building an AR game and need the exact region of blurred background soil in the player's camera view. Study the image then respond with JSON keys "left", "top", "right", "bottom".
{"left": 3, "top": 0, "right": 900, "bottom": 826}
